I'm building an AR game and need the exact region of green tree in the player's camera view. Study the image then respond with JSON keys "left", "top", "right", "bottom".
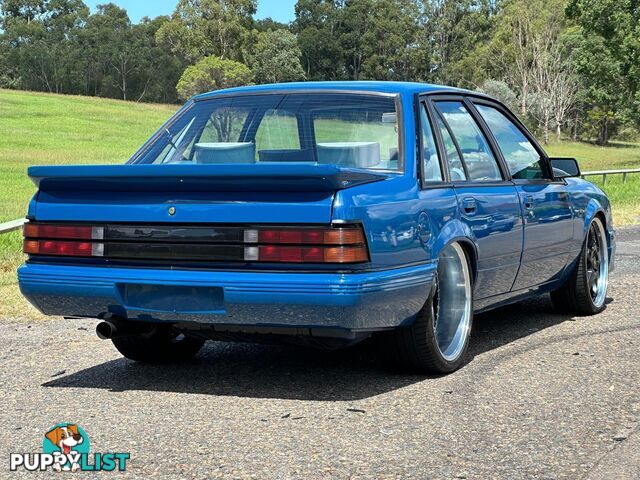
{"left": 80, "top": 4, "right": 145, "bottom": 100}
{"left": 0, "top": 0, "right": 45, "bottom": 23}
{"left": 250, "top": 29, "right": 305, "bottom": 84}
{"left": 0, "top": 0, "right": 88, "bottom": 93}
{"left": 134, "top": 16, "right": 185, "bottom": 103}
{"left": 566, "top": 0, "right": 640, "bottom": 144}
{"left": 480, "top": 79, "right": 518, "bottom": 112}
{"left": 77, "top": 6, "right": 183, "bottom": 102}
{"left": 353, "top": 0, "right": 423, "bottom": 81}
{"left": 254, "top": 17, "right": 288, "bottom": 32}
{"left": 176, "top": 55, "right": 252, "bottom": 99}
{"left": 293, "top": 0, "right": 347, "bottom": 80}
{"left": 156, "top": 0, "right": 256, "bottom": 63}
{"left": 176, "top": 56, "right": 253, "bottom": 142}
{"left": 423, "top": 0, "right": 499, "bottom": 86}
{"left": 294, "top": 0, "right": 424, "bottom": 81}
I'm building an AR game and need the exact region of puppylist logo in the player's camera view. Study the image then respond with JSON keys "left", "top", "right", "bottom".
{"left": 9, "top": 423, "right": 130, "bottom": 473}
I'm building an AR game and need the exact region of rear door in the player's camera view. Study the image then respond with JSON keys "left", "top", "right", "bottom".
{"left": 473, "top": 100, "right": 574, "bottom": 289}
{"left": 429, "top": 97, "right": 524, "bottom": 300}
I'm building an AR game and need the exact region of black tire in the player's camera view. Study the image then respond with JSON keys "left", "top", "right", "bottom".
{"left": 111, "top": 324, "right": 205, "bottom": 363}
{"left": 385, "top": 243, "right": 473, "bottom": 374}
{"left": 550, "top": 217, "right": 609, "bottom": 316}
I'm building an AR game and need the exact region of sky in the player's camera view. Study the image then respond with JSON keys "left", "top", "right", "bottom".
{"left": 84, "top": 0, "right": 297, "bottom": 24}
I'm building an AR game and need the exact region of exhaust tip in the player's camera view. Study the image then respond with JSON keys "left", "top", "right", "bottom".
{"left": 96, "top": 321, "right": 116, "bottom": 340}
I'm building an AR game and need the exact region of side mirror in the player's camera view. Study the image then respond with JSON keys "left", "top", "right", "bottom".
{"left": 550, "top": 157, "right": 581, "bottom": 179}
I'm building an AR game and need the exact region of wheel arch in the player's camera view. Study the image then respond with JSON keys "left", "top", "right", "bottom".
{"left": 584, "top": 198, "right": 610, "bottom": 244}
{"left": 433, "top": 219, "right": 479, "bottom": 285}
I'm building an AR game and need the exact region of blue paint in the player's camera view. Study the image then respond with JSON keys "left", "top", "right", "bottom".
{"left": 18, "top": 81, "right": 616, "bottom": 332}
{"left": 18, "top": 262, "right": 435, "bottom": 329}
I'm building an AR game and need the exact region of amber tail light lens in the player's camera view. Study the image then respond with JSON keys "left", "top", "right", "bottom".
{"left": 23, "top": 240, "right": 103, "bottom": 257}
{"left": 243, "top": 245, "right": 368, "bottom": 263}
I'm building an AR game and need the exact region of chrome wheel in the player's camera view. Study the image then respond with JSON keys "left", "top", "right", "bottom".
{"left": 433, "top": 243, "right": 472, "bottom": 361}
{"left": 586, "top": 219, "right": 608, "bottom": 308}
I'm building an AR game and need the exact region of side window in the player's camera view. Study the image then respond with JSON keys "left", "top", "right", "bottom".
{"left": 434, "top": 111, "right": 467, "bottom": 181}
{"left": 475, "top": 104, "right": 546, "bottom": 180}
{"left": 199, "top": 108, "right": 250, "bottom": 143}
{"left": 435, "top": 101, "right": 503, "bottom": 181}
{"left": 255, "top": 109, "right": 301, "bottom": 153}
{"left": 420, "top": 104, "right": 443, "bottom": 182}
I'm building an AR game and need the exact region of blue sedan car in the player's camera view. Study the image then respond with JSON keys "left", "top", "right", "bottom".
{"left": 18, "top": 81, "right": 615, "bottom": 373}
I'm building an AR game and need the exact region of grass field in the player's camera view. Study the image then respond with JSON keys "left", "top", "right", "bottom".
{"left": 545, "top": 142, "right": 640, "bottom": 225}
{"left": 0, "top": 89, "right": 638, "bottom": 319}
{"left": 0, "top": 89, "right": 176, "bottom": 318}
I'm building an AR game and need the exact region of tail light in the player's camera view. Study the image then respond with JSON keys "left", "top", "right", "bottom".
{"left": 23, "top": 223, "right": 369, "bottom": 264}
{"left": 243, "top": 225, "right": 368, "bottom": 263}
{"left": 23, "top": 224, "right": 105, "bottom": 258}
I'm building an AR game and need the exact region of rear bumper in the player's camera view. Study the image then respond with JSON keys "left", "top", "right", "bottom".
{"left": 18, "top": 262, "right": 434, "bottom": 331}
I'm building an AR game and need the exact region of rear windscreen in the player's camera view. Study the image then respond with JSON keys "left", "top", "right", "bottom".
{"left": 131, "top": 93, "right": 401, "bottom": 171}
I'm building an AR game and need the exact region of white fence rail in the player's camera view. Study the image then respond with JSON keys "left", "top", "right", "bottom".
{"left": 0, "top": 218, "right": 26, "bottom": 235}
{"left": 0, "top": 168, "right": 638, "bottom": 236}
{"left": 580, "top": 168, "right": 640, "bottom": 184}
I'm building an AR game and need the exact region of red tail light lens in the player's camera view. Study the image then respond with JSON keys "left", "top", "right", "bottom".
{"left": 23, "top": 223, "right": 102, "bottom": 240}
{"left": 23, "top": 240, "right": 102, "bottom": 257}
{"left": 257, "top": 227, "right": 365, "bottom": 245}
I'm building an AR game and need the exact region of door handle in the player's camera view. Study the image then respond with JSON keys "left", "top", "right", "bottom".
{"left": 462, "top": 197, "right": 477, "bottom": 215}
{"left": 523, "top": 195, "right": 535, "bottom": 209}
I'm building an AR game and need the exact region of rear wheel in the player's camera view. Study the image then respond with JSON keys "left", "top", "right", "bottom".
{"left": 387, "top": 242, "right": 473, "bottom": 374}
{"left": 111, "top": 324, "right": 205, "bottom": 363}
{"left": 551, "top": 217, "right": 609, "bottom": 315}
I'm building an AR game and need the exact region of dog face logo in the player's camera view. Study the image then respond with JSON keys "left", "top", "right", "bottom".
{"left": 43, "top": 423, "right": 90, "bottom": 472}
{"left": 45, "top": 424, "right": 83, "bottom": 455}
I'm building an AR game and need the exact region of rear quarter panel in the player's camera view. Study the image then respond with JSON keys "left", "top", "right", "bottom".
{"left": 332, "top": 91, "right": 461, "bottom": 271}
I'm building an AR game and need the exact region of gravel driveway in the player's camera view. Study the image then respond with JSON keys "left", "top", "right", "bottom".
{"left": 1, "top": 227, "right": 639, "bottom": 479}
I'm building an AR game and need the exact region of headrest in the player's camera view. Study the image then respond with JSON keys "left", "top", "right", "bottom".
{"left": 316, "top": 142, "right": 380, "bottom": 168}
{"left": 194, "top": 142, "right": 256, "bottom": 164}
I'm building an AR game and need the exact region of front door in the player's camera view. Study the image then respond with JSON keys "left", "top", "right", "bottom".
{"left": 512, "top": 182, "right": 574, "bottom": 289}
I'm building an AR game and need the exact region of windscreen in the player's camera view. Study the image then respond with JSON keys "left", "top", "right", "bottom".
{"left": 131, "top": 93, "right": 401, "bottom": 171}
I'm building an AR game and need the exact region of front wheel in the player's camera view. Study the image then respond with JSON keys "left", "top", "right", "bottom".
{"left": 551, "top": 217, "right": 609, "bottom": 315}
{"left": 111, "top": 324, "right": 205, "bottom": 363}
{"left": 386, "top": 242, "right": 473, "bottom": 374}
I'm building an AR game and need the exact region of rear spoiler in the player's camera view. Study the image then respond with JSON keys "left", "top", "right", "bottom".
{"left": 28, "top": 164, "right": 388, "bottom": 193}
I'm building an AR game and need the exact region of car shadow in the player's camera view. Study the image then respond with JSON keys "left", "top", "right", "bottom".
{"left": 43, "top": 295, "right": 584, "bottom": 401}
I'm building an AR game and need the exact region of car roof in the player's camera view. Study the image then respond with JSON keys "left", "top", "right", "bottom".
{"left": 194, "top": 81, "right": 475, "bottom": 100}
